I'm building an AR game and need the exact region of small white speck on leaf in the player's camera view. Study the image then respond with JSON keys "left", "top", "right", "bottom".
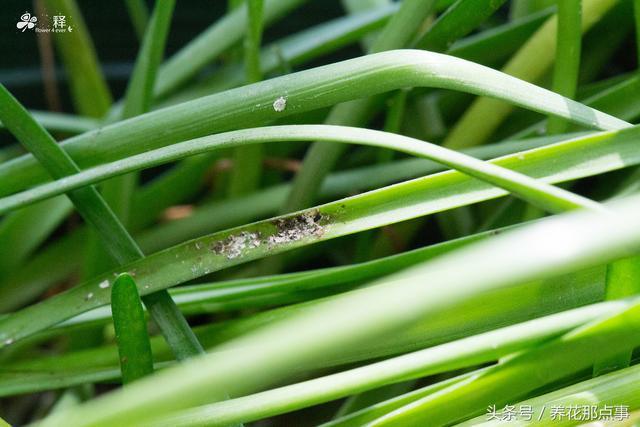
{"left": 85, "top": 292, "right": 94, "bottom": 301}
{"left": 99, "top": 280, "right": 110, "bottom": 289}
{"left": 273, "top": 96, "right": 287, "bottom": 112}
{"left": 4, "top": 339, "right": 13, "bottom": 346}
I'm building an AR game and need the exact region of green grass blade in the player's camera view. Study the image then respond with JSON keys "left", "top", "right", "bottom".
{"left": 0, "top": 111, "right": 99, "bottom": 134}
{"left": 30, "top": 193, "right": 640, "bottom": 427}
{"left": 166, "top": 4, "right": 397, "bottom": 104}
{"left": 333, "top": 381, "right": 416, "bottom": 420}
{"left": 279, "top": 0, "right": 527, "bottom": 214}
{"left": 154, "top": 0, "right": 307, "bottom": 98}
{"left": 342, "top": 0, "right": 392, "bottom": 50}
{"left": 124, "top": 299, "right": 633, "bottom": 427}
{"left": 0, "top": 125, "right": 604, "bottom": 215}
{"left": 0, "top": 50, "right": 629, "bottom": 197}
{"left": 281, "top": 0, "right": 437, "bottom": 212}
{"left": 0, "top": 366, "right": 129, "bottom": 398}
{"left": 461, "top": 363, "right": 640, "bottom": 426}
{"left": 164, "top": 2, "right": 548, "bottom": 108}
{"left": 0, "top": 198, "right": 71, "bottom": 279}
{"left": 518, "top": 0, "right": 583, "bottom": 252}
{"left": 0, "top": 115, "right": 599, "bottom": 306}
{"left": 126, "top": 5, "right": 398, "bottom": 225}
{"left": 244, "top": 0, "right": 264, "bottom": 84}
{"left": 122, "top": 0, "right": 175, "bottom": 119}
{"left": 324, "top": 373, "right": 475, "bottom": 427}
{"left": 125, "top": 0, "right": 149, "bottom": 41}
{"left": 0, "top": 133, "right": 571, "bottom": 310}
{"left": 0, "top": 84, "right": 203, "bottom": 361}
{"left": 43, "top": 0, "right": 115, "bottom": 279}
{"left": 444, "top": 0, "right": 617, "bottom": 149}
{"left": 415, "top": 0, "right": 508, "bottom": 52}
{"left": 44, "top": 0, "right": 112, "bottom": 117}
{"left": 8, "top": 269, "right": 602, "bottom": 391}
{"left": 593, "top": 254, "right": 640, "bottom": 376}
{"left": 600, "top": 1, "right": 640, "bottom": 379}
{"left": 0, "top": 88, "right": 135, "bottom": 259}
{"left": 597, "top": 91, "right": 640, "bottom": 363}
{"left": 0, "top": 85, "right": 138, "bottom": 262}
{"left": 13, "top": 0, "right": 113, "bottom": 284}
{"left": 0, "top": 230, "right": 84, "bottom": 313}
{"left": 511, "top": 73, "right": 640, "bottom": 140}
{"left": 604, "top": 258, "right": 640, "bottom": 302}
{"left": 229, "top": 0, "right": 265, "bottom": 197}
{"left": 3, "top": 124, "right": 640, "bottom": 344}
{"left": 369, "top": 0, "right": 436, "bottom": 53}
{"left": 547, "top": 0, "right": 582, "bottom": 134}
{"left": 510, "top": 0, "right": 555, "bottom": 20}
{"left": 2, "top": 3, "right": 637, "bottom": 423}
{"left": 1, "top": 252, "right": 602, "bottom": 397}
{"left": 369, "top": 301, "right": 640, "bottom": 426}
{"left": 136, "top": 135, "right": 579, "bottom": 252}
{"left": 7, "top": 235, "right": 591, "bottom": 360}
{"left": 635, "top": 0, "right": 640, "bottom": 67}
{"left": 0, "top": 279, "right": 594, "bottom": 399}
{"left": 98, "top": 0, "right": 176, "bottom": 246}
{"left": 111, "top": 274, "right": 154, "bottom": 384}
{"left": 448, "top": 7, "right": 553, "bottom": 66}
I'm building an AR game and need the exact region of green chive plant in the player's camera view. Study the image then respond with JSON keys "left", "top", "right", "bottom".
{"left": 0, "top": 0, "right": 639, "bottom": 426}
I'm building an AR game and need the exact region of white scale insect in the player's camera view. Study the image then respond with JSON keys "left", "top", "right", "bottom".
{"left": 272, "top": 96, "right": 287, "bottom": 112}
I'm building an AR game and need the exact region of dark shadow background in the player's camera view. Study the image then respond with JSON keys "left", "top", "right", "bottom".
{"left": 1, "top": 0, "right": 347, "bottom": 111}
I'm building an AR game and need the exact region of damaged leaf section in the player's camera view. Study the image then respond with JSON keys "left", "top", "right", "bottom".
{"left": 209, "top": 210, "right": 328, "bottom": 260}
{"left": 267, "top": 210, "right": 326, "bottom": 247}
{"left": 211, "top": 231, "right": 261, "bottom": 259}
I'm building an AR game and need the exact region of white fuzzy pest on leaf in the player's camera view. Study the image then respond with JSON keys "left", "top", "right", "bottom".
{"left": 272, "top": 96, "right": 287, "bottom": 112}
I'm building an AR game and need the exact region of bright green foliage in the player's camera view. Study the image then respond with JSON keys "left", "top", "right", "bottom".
{"left": 0, "top": 84, "right": 203, "bottom": 361}
{"left": 44, "top": 0, "right": 112, "bottom": 118}
{"left": 111, "top": 274, "right": 154, "bottom": 384}
{"left": 0, "top": 2, "right": 638, "bottom": 426}
{"left": 547, "top": 0, "right": 581, "bottom": 134}
{"left": 229, "top": 0, "right": 266, "bottom": 197}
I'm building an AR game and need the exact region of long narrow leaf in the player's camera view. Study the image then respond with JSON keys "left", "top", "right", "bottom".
{"left": 0, "top": 50, "right": 628, "bottom": 196}
{"left": 0, "top": 85, "right": 203, "bottom": 361}
{"left": 111, "top": 274, "right": 154, "bottom": 384}
{"left": 32, "top": 192, "right": 640, "bottom": 427}
{"left": 547, "top": 0, "right": 582, "bottom": 134}
{"left": 368, "top": 301, "right": 640, "bottom": 426}
{"left": 3, "top": 124, "right": 640, "bottom": 345}
{"left": 444, "top": 0, "right": 616, "bottom": 148}
{"left": 0, "top": 125, "right": 602, "bottom": 215}
{"left": 134, "top": 299, "right": 635, "bottom": 427}
{"left": 44, "top": 0, "right": 112, "bottom": 117}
